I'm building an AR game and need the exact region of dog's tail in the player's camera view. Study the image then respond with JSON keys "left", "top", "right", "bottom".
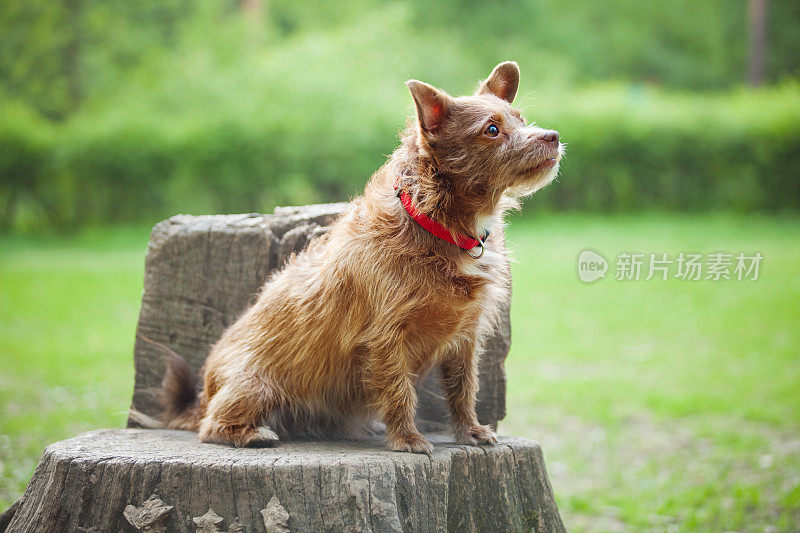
{"left": 134, "top": 334, "right": 201, "bottom": 431}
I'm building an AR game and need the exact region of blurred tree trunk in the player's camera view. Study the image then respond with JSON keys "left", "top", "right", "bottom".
{"left": 747, "top": 0, "right": 769, "bottom": 86}
{"left": 240, "top": 0, "right": 263, "bottom": 18}
{"left": 241, "top": 0, "right": 264, "bottom": 48}
{"left": 64, "top": 0, "right": 82, "bottom": 113}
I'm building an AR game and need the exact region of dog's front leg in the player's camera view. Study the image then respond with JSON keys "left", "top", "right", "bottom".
{"left": 368, "top": 347, "right": 433, "bottom": 454}
{"left": 441, "top": 345, "right": 499, "bottom": 445}
{"left": 382, "top": 379, "right": 433, "bottom": 454}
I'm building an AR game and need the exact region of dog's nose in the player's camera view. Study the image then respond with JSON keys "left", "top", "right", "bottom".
{"left": 541, "top": 130, "right": 559, "bottom": 144}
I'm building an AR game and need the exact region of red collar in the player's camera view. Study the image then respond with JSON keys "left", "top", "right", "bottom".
{"left": 394, "top": 182, "right": 488, "bottom": 253}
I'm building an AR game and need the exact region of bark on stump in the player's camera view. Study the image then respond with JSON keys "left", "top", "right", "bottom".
{"left": 2, "top": 204, "right": 565, "bottom": 532}
{"left": 3, "top": 429, "right": 564, "bottom": 532}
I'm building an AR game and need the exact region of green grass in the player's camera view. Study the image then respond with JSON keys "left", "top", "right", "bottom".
{"left": 503, "top": 213, "right": 800, "bottom": 531}
{"left": 0, "top": 226, "right": 147, "bottom": 508}
{"left": 1, "top": 214, "right": 799, "bottom": 531}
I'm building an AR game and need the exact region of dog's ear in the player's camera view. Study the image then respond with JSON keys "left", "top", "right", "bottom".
{"left": 476, "top": 61, "right": 520, "bottom": 103}
{"left": 406, "top": 80, "right": 452, "bottom": 135}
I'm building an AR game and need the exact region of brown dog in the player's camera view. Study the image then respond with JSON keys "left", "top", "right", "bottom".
{"left": 155, "top": 61, "right": 563, "bottom": 454}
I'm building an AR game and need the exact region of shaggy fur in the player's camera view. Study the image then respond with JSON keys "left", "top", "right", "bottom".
{"left": 156, "top": 61, "right": 563, "bottom": 453}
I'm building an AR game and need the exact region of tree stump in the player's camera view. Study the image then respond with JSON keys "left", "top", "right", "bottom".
{"left": 1, "top": 204, "right": 565, "bottom": 532}
{"left": 2, "top": 429, "right": 563, "bottom": 533}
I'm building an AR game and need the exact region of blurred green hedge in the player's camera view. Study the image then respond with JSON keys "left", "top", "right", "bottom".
{"left": 2, "top": 82, "right": 799, "bottom": 232}
{"left": 533, "top": 82, "right": 800, "bottom": 212}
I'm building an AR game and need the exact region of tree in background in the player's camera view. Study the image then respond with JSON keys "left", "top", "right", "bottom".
{"left": 748, "top": 0, "right": 769, "bottom": 86}
{"left": 2, "top": 0, "right": 799, "bottom": 119}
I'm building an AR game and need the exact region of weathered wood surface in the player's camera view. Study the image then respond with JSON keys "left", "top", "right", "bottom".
{"left": 128, "top": 204, "right": 510, "bottom": 430}
{"left": 2, "top": 429, "right": 564, "bottom": 533}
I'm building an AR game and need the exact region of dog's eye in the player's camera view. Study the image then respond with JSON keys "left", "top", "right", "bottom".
{"left": 484, "top": 124, "right": 500, "bottom": 137}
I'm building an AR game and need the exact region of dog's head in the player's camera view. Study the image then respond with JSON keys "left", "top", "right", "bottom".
{"left": 406, "top": 61, "right": 563, "bottom": 201}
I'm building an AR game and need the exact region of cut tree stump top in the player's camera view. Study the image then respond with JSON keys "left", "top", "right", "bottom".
{"left": 2, "top": 429, "right": 565, "bottom": 533}
{"left": 128, "top": 204, "right": 510, "bottom": 430}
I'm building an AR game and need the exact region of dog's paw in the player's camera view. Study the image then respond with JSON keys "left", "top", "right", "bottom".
{"left": 245, "top": 426, "right": 280, "bottom": 448}
{"left": 200, "top": 423, "right": 279, "bottom": 448}
{"left": 456, "top": 424, "right": 499, "bottom": 446}
{"left": 388, "top": 433, "right": 434, "bottom": 455}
